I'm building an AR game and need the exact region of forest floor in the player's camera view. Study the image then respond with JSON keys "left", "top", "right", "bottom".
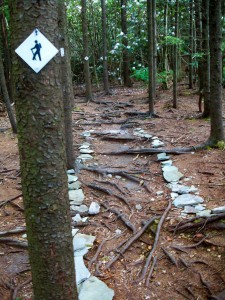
{"left": 0, "top": 83, "right": 225, "bottom": 300}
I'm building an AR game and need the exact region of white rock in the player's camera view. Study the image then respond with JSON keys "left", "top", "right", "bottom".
{"left": 89, "top": 202, "right": 100, "bottom": 215}
{"left": 211, "top": 206, "right": 225, "bottom": 214}
{"left": 173, "top": 194, "right": 204, "bottom": 208}
{"left": 69, "top": 189, "right": 85, "bottom": 205}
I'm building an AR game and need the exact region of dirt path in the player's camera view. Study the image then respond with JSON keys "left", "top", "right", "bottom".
{"left": 0, "top": 85, "right": 225, "bottom": 299}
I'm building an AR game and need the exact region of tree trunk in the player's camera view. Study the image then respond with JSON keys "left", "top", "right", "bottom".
{"left": 9, "top": 1, "right": 78, "bottom": 299}
{"left": 189, "top": 0, "right": 194, "bottom": 89}
{"left": 0, "top": 46, "right": 17, "bottom": 133}
{"left": 121, "top": 0, "right": 132, "bottom": 87}
{"left": 173, "top": 0, "right": 179, "bottom": 109}
{"left": 207, "top": 0, "right": 224, "bottom": 145}
{"left": 152, "top": 0, "right": 157, "bottom": 99}
{"left": 201, "top": 0, "right": 210, "bottom": 117}
{"left": 58, "top": 0, "right": 75, "bottom": 169}
{"left": 194, "top": 0, "right": 203, "bottom": 91}
{"left": 147, "top": 0, "right": 155, "bottom": 116}
{"left": 101, "top": 0, "right": 110, "bottom": 94}
{"left": 81, "top": 0, "right": 93, "bottom": 101}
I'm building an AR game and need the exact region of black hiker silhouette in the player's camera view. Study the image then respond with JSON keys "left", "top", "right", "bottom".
{"left": 31, "top": 40, "right": 42, "bottom": 61}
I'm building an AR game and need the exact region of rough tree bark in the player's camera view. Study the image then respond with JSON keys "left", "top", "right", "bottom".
{"left": 173, "top": 0, "right": 179, "bottom": 109}
{"left": 147, "top": 0, "right": 155, "bottom": 116}
{"left": 9, "top": 1, "right": 77, "bottom": 299}
{"left": 201, "top": 0, "right": 210, "bottom": 117}
{"left": 81, "top": 0, "right": 93, "bottom": 101}
{"left": 207, "top": 0, "right": 224, "bottom": 145}
{"left": 101, "top": 0, "right": 110, "bottom": 94}
{"left": 58, "top": 0, "right": 75, "bottom": 169}
{"left": 121, "top": 0, "right": 132, "bottom": 87}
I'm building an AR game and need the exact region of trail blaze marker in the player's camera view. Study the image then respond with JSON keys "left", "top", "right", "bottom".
{"left": 15, "top": 29, "right": 59, "bottom": 73}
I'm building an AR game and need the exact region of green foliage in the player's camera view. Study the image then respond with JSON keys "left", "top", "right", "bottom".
{"left": 163, "top": 36, "right": 184, "bottom": 46}
{"left": 131, "top": 67, "right": 148, "bottom": 82}
{"left": 216, "top": 141, "right": 225, "bottom": 150}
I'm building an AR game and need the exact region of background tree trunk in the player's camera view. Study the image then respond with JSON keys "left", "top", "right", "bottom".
{"left": 147, "top": 0, "right": 155, "bottom": 116}
{"left": 207, "top": 0, "right": 224, "bottom": 145}
{"left": 201, "top": 0, "right": 210, "bottom": 117}
{"left": 58, "top": 0, "right": 75, "bottom": 169}
{"left": 194, "top": 0, "right": 203, "bottom": 91}
{"left": 0, "top": 46, "right": 17, "bottom": 133}
{"left": 189, "top": 0, "right": 194, "bottom": 89}
{"left": 101, "top": 0, "right": 110, "bottom": 94}
{"left": 173, "top": 0, "right": 179, "bottom": 109}
{"left": 10, "top": 1, "right": 77, "bottom": 299}
{"left": 81, "top": 0, "right": 93, "bottom": 101}
{"left": 121, "top": 0, "right": 132, "bottom": 87}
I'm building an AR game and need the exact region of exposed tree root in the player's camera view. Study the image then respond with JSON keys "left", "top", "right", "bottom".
{"left": 161, "top": 247, "right": 178, "bottom": 266}
{"left": 0, "top": 227, "right": 26, "bottom": 237}
{"left": 0, "top": 194, "right": 23, "bottom": 208}
{"left": 0, "top": 238, "right": 28, "bottom": 248}
{"left": 137, "top": 201, "right": 171, "bottom": 283}
{"left": 86, "top": 182, "right": 132, "bottom": 210}
{"left": 169, "top": 212, "right": 225, "bottom": 233}
{"left": 104, "top": 215, "right": 159, "bottom": 270}
{"left": 101, "top": 202, "right": 136, "bottom": 232}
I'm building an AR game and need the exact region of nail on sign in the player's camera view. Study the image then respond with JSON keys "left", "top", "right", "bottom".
{"left": 15, "top": 29, "right": 59, "bottom": 73}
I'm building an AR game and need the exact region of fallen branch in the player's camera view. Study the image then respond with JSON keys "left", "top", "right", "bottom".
{"left": 104, "top": 215, "right": 159, "bottom": 269}
{"left": 169, "top": 212, "right": 225, "bottom": 233}
{"left": 101, "top": 202, "right": 136, "bottom": 232}
{"left": 100, "top": 147, "right": 195, "bottom": 155}
{"left": 0, "top": 238, "right": 28, "bottom": 248}
{"left": 137, "top": 201, "right": 171, "bottom": 283}
{"left": 0, "top": 194, "right": 23, "bottom": 208}
{"left": 95, "top": 179, "right": 127, "bottom": 195}
{"left": 0, "top": 226, "right": 26, "bottom": 237}
{"left": 161, "top": 247, "right": 178, "bottom": 266}
{"left": 145, "top": 255, "right": 158, "bottom": 287}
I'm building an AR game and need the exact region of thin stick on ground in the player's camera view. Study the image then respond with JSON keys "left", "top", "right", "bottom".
{"left": 0, "top": 194, "right": 23, "bottom": 208}
{"left": 137, "top": 201, "right": 171, "bottom": 283}
{"left": 145, "top": 255, "right": 158, "bottom": 287}
{"left": 12, "top": 279, "right": 32, "bottom": 300}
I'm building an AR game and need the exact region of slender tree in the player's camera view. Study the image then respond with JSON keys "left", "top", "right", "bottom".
{"left": 147, "top": 0, "right": 155, "bottom": 116}
{"left": 9, "top": 1, "right": 78, "bottom": 299}
{"left": 81, "top": 0, "right": 93, "bottom": 101}
{"left": 207, "top": 0, "right": 224, "bottom": 145}
{"left": 0, "top": 46, "right": 17, "bottom": 133}
{"left": 173, "top": 0, "right": 179, "bottom": 109}
{"left": 101, "top": 0, "right": 110, "bottom": 94}
{"left": 189, "top": 0, "right": 194, "bottom": 89}
{"left": 121, "top": 0, "right": 132, "bottom": 87}
{"left": 194, "top": 0, "right": 203, "bottom": 92}
{"left": 58, "top": 0, "right": 75, "bottom": 169}
{"left": 201, "top": 0, "right": 210, "bottom": 117}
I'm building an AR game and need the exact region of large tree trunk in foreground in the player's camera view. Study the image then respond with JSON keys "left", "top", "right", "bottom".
{"left": 10, "top": 1, "right": 77, "bottom": 299}
{"left": 207, "top": 0, "right": 224, "bottom": 145}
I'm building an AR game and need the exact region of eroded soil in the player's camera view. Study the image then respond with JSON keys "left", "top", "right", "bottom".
{"left": 0, "top": 84, "right": 225, "bottom": 299}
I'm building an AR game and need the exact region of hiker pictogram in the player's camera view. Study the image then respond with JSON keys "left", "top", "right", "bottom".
{"left": 31, "top": 40, "right": 42, "bottom": 61}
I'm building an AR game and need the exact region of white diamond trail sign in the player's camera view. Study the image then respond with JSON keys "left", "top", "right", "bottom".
{"left": 15, "top": 29, "right": 59, "bottom": 73}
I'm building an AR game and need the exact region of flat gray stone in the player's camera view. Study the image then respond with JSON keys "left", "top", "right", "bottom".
{"left": 157, "top": 153, "right": 170, "bottom": 161}
{"left": 81, "top": 131, "right": 91, "bottom": 137}
{"left": 152, "top": 139, "right": 164, "bottom": 148}
{"left": 161, "top": 160, "right": 173, "bottom": 166}
{"left": 72, "top": 204, "right": 89, "bottom": 214}
{"left": 79, "top": 276, "right": 114, "bottom": 300}
{"left": 80, "top": 149, "right": 94, "bottom": 154}
{"left": 67, "top": 169, "right": 75, "bottom": 174}
{"left": 182, "top": 206, "right": 196, "bottom": 214}
{"left": 77, "top": 154, "right": 93, "bottom": 161}
{"left": 167, "top": 183, "right": 198, "bottom": 194}
{"left": 68, "top": 181, "right": 81, "bottom": 190}
{"left": 75, "top": 256, "right": 90, "bottom": 285}
{"left": 89, "top": 202, "right": 100, "bottom": 215}
{"left": 69, "top": 189, "right": 84, "bottom": 205}
{"left": 173, "top": 194, "right": 204, "bottom": 208}
{"left": 196, "top": 210, "right": 212, "bottom": 217}
{"left": 135, "top": 204, "right": 142, "bottom": 210}
{"left": 68, "top": 174, "right": 78, "bottom": 183}
{"left": 211, "top": 206, "right": 225, "bottom": 214}
{"left": 163, "top": 166, "right": 183, "bottom": 182}
{"left": 195, "top": 204, "right": 206, "bottom": 212}
{"left": 79, "top": 143, "right": 90, "bottom": 149}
